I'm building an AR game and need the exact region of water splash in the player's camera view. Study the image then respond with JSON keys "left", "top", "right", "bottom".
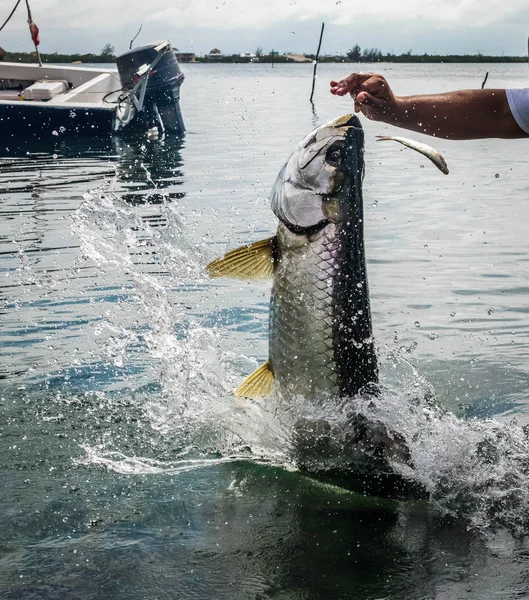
{"left": 289, "top": 358, "right": 529, "bottom": 535}
{"left": 71, "top": 184, "right": 290, "bottom": 463}
{"left": 71, "top": 184, "right": 529, "bottom": 536}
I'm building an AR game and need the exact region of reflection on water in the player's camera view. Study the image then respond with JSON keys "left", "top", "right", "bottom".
{"left": 2, "top": 62, "right": 529, "bottom": 598}
{"left": 2, "top": 448, "right": 529, "bottom": 599}
{"left": 116, "top": 135, "right": 185, "bottom": 205}
{"left": 0, "top": 133, "right": 186, "bottom": 382}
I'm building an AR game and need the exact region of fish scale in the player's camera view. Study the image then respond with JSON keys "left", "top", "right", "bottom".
{"left": 206, "top": 115, "right": 382, "bottom": 400}
{"left": 270, "top": 222, "right": 340, "bottom": 397}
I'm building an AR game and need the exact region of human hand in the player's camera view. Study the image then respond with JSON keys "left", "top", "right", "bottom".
{"left": 330, "top": 73, "right": 399, "bottom": 122}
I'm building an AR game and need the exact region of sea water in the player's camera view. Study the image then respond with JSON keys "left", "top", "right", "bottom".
{"left": 2, "top": 62, "right": 529, "bottom": 598}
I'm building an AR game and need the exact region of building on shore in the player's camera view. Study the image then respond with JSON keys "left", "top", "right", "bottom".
{"left": 174, "top": 52, "right": 196, "bottom": 63}
{"left": 207, "top": 48, "right": 223, "bottom": 60}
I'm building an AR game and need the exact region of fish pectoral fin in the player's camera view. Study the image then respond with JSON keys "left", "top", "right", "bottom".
{"left": 235, "top": 360, "right": 275, "bottom": 399}
{"left": 206, "top": 236, "right": 278, "bottom": 280}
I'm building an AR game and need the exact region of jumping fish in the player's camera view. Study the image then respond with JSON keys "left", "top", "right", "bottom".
{"left": 207, "top": 115, "right": 436, "bottom": 491}
{"left": 207, "top": 114, "right": 378, "bottom": 400}
{"left": 376, "top": 135, "right": 449, "bottom": 175}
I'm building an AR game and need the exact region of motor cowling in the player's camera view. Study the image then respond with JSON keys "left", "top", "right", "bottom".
{"left": 116, "top": 41, "right": 185, "bottom": 134}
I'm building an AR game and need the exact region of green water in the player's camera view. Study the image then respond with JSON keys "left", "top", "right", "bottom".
{"left": 2, "top": 62, "right": 529, "bottom": 598}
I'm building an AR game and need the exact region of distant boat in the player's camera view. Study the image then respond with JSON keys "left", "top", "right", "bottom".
{"left": 0, "top": 40, "right": 185, "bottom": 138}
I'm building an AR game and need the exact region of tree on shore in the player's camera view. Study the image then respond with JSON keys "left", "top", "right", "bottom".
{"left": 100, "top": 43, "right": 115, "bottom": 59}
{"left": 347, "top": 44, "right": 362, "bottom": 61}
{"left": 362, "top": 47, "right": 384, "bottom": 61}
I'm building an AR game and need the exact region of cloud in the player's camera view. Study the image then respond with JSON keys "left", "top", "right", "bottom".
{"left": 6, "top": 0, "right": 529, "bottom": 32}
{"left": 142, "top": 0, "right": 529, "bottom": 31}
{"left": 1, "top": 0, "right": 527, "bottom": 56}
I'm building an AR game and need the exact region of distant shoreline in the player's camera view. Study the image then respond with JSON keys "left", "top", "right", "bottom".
{"left": 3, "top": 52, "right": 117, "bottom": 64}
{"left": 3, "top": 51, "right": 527, "bottom": 65}
{"left": 196, "top": 54, "right": 528, "bottom": 64}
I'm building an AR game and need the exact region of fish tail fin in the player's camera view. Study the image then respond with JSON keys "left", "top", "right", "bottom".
{"left": 235, "top": 360, "right": 275, "bottom": 399}
{"left": 206, "top": 237, "right": 278, "bottom": 280}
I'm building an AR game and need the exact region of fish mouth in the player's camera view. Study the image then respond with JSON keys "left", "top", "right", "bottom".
{"left": 323, "top": 119, "right": 364, "bottom": 223}
{"left": 297, "top": 115, "right": 363, "bottom": 172}
{"left": 329, "top": 114, "right": 362, "bottom": 131}
{"left": 329, "top": 116, "right": 364, "bottom": 197}
{"left": 341, "top": 115, "right": 364, "bottom": 173}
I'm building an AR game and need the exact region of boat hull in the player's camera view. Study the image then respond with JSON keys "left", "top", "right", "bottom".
{"left": 0, "top": 40, "right": 185, "bottom": 138}
{"left": 0, "top": 101, "right": 116, "bottom": 137}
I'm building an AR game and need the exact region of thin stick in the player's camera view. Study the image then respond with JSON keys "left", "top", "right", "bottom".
{"left": 24, "top": 0, "right": 41, "bottom": 66}
{"left": 309, "top": 22, "right": 325, "bottom": 103}
{"left": 481, "top": 72, "right": 489, "bottom": 89}
{"left": 129, "top": 24, "right": 143, "bottom": 50}
{"left": 0, "top": 0, "right": 22, "bottom": 34}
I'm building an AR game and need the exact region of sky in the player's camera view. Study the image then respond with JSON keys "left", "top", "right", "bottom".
{"left": 1, "top": 0, "right": 528, "bottom": 57}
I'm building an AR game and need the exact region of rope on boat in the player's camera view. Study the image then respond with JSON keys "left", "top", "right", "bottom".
{"left": 0, "top": 0, "right": 22, "bottom": 33}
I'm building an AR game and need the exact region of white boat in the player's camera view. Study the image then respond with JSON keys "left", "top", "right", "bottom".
{"left": 0, "top": 40, "right": 185, "bottom": 138}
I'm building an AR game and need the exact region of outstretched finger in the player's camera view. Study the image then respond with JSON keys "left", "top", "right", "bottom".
{"left": 330, "top": 72, "right": 374, "bottom": 96}
{"left": 330, "top": 80, "right": 352, "bottom": 96}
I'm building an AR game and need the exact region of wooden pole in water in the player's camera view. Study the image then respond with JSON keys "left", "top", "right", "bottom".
{"left": 309, "top": 22, "right": 325, "bottom": 103}
{"left": 481, "top": 72, "right": 489, "bottom": 89}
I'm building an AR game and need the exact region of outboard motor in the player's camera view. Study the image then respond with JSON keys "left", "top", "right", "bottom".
{"left": 116, "top": 41, "right": 185, "bottom": 134}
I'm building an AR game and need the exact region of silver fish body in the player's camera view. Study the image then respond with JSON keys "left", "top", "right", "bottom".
{"left": 270, "top": 222, "right": 342, "bottom": 397}
{"left": 270, "top": 217, "right": 377, "bottom": 399}
{"left": 208, "top": 114, "right": 378, "bottom": 399}
{"left": 207, "top": 115, "right": 419, "bottom": 492}
{"left": 269, "top": 115, "right": 377, "bottom": 399}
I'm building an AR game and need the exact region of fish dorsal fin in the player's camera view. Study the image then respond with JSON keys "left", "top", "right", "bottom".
{"left": 206, "top": 236, "right": 278, "bottom": 280}
{"left": 235, "top": 360, "right": 275, "bottom": 399}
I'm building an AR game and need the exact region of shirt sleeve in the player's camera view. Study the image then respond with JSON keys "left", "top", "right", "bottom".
{"left": 506, "top": 88, "right": 529, "bottom": 134}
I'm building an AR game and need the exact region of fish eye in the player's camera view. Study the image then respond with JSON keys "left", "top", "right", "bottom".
{"left": 325, "top": 143, "right": 344, "bottom": 167}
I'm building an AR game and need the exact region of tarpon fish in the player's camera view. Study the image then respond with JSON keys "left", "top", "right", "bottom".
{"left": 207, "top": 114, "right": 378, "bottom": 400}
{"left": 207, "top": 116, "right": 446, "bottom": 491}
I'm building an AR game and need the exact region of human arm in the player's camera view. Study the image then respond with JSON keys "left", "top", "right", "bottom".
{"left": 330, "top": 73, "right": 528, "bottom": 140}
